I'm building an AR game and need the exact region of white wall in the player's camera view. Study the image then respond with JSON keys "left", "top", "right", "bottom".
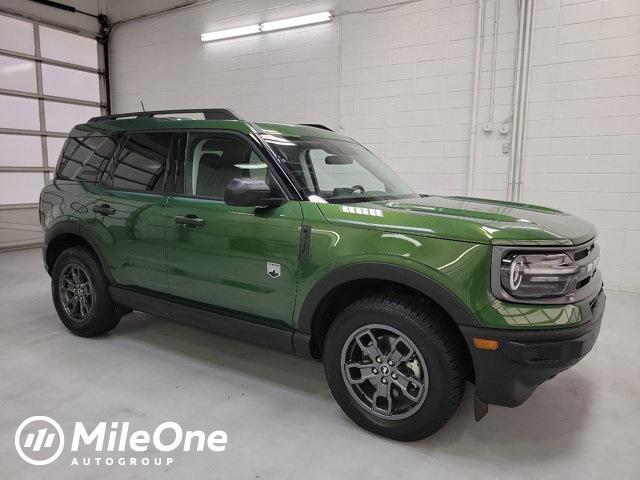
{"left": 107, "top": 0, "right": 640, "bottom": 292}
{"left": 109, "top": 0, "right": 516, "bottom": 198}
{"left": 109, "top": 0, "right": 339, "bottom": 127}
{"left": 523, "top": 0, "right": 640, "bottom": 291}
{"left": 339, "top": 0, "right": 518, "bottom": 199}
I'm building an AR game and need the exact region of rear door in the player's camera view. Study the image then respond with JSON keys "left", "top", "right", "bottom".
{"left": 95, "top": 131, "right": 177, "bottom": 293}
{"left": 164, "top": 131, "right": 303, "bottom": 328}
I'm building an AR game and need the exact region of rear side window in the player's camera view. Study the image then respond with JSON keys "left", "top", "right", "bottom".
{"left": 56, "top": 135, "right": 118, "bottom": 183}
{"left": 108, "top": 133, "right": 174, "bottom": 191}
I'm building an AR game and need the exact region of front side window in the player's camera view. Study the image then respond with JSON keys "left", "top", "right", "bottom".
{"left": 56, "top": 134, "right": 118, "bottom": 182}
{"left": 185, "top": 133, "right": 269, "bottom": 198}
{"left": 262, "top": 135, "right": 417, "bottom": 203}
{"left": 109, "top": 132, "right": 174, "bottom": 191}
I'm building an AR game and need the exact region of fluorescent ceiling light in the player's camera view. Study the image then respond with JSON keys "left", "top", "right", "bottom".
{"left": 201, "top": 11, "right": 332, "bottom": 42}
{"left": 200, "top": 24, "right": 260, "bottom": 42}
{"left": 261, "top": 12, "right": 332, "bottom": 32}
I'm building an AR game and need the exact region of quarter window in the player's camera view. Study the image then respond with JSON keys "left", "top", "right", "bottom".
{"left": 56, "top": 134, "right": 118, "bottom": 183}
{"left": 110, "top": 133, "right": 173, "bottom": 191}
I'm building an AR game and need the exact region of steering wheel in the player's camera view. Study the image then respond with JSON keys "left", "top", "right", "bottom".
{"left": 351, "top": 185, "right": 366, "bottom": 194}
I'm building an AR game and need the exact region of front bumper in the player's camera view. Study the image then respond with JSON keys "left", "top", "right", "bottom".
{"left": 459, "top": 289, "right": 605, "bottom": 407}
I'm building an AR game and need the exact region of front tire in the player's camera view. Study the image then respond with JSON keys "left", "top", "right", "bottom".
{"left": 323, "top": 294, "right": 466, "bottom": 441}
{"left": 51, "top": 246, "right": 121, "bottom": 337}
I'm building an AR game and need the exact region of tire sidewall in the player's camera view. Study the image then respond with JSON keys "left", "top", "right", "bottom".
{"left": 324, "top": 300, "right": 459, "bottom": 440}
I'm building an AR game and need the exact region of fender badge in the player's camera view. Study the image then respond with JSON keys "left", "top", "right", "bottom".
{"left": 267, "top": 262, "right": 281, "bottom": 279}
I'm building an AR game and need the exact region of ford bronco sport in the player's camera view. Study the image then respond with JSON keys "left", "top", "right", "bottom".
{"left": 40, "top": 108, "right": 605, "bottom": 441}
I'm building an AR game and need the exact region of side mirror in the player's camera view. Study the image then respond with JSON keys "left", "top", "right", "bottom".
{"left": 224, "top": 178, "right": 284, "bottom": 207}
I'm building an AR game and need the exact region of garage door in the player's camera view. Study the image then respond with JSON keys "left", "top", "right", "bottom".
{"left": 0, "top": 12, "right": 104, "bottom": 250}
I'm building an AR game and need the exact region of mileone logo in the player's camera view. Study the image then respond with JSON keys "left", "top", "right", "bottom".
{"left": 15, "top": 416, "right": 227, "bottom": 467}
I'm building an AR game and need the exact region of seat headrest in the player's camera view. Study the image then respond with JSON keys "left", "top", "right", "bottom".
{"left": 199, "top": 153, "right": 222, "bottom": 166}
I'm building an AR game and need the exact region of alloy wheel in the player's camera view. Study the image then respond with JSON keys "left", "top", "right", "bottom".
{"left": 340, "top": 324, "right": 428, "bottom": 420}
{"left": 59, "top": 263, "right": 94, "bottom": 322}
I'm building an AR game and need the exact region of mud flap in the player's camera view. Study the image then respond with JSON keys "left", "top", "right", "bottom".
{"left": 474, "top": 393, "right": 488, "bottom": 421}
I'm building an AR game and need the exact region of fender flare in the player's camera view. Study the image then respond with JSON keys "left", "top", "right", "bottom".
{"left": 296, "top": 262, "right": 479, "bottom": 336}
{"left": 43, "top": 220, "right": 115, "bottom": 283}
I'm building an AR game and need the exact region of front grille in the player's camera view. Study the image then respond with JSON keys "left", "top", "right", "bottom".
{"left": 577, "top": 276, "right": 591, "bottom": 290}
{"left": 573, "top": 242, "right": 595, "bottom": 261}
{"left": 569, "top": 239, "right": 599, "bottom": 294}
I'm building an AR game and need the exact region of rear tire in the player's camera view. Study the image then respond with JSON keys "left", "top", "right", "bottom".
{"left": 51, "top": 246, "right": 121, "bottom": 337}
{"left": 323, "top": 294, "right": 466, "bottom": 441}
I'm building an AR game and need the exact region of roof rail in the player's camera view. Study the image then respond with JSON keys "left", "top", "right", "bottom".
{"left": 299, "top": 123, "right": 334, "bottom": 131}
{"left": 88, "top": 108, "right": 241, "bottom": 123}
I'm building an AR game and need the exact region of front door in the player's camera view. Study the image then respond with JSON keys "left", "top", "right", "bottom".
{"left": 164, "top": 131, "right": 303, "bottom": 328}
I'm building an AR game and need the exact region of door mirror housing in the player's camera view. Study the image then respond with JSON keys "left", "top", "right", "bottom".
{"left": 224, "top": 178, "right": 284, "bottom": 207}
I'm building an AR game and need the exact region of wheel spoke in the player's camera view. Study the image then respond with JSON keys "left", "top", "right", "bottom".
{"left": 355, "top": 330, "right": 383, "bottom": 361}
{"left": 344, "top": 362, "right": 377, "bottom": 385}
{"left": 71, "top": 266, "right": 81, "bottom": 284}
{"left": 371, "top": 379, "right": 392, "bottom": 415}
{"left": 391, "top": 370, "right": 424, "bottom": 402}
{"left": 388, "top": 336, "right": 415, "bottom": 365}
{"left": 67, "top": 296, "right": 79, "bottom": 314}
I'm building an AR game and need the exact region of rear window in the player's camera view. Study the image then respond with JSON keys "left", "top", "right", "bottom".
{"left": 56, "top": 134, "right": 119, "bottom": 182}
{"left": 107, "top": 132, "right": 174, "bottom": 192}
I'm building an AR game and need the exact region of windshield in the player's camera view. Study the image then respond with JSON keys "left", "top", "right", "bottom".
{"left": 262, "top": 135, "right": 418, "bottom": 203}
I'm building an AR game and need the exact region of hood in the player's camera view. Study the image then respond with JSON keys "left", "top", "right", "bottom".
{"left": 316, "top": 195, "right": 596, "bottom": 246}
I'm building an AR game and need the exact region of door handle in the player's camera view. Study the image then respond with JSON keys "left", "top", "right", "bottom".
{"left": 93, "top": 204, "right": 115, "bottom": 215}
{"left": 175, "top": 215, "right": 205, "bottom": 227}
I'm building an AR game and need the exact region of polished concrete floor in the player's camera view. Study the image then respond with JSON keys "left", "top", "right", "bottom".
{"left": 1, "top": 248, "right": 639, "bottom": 479}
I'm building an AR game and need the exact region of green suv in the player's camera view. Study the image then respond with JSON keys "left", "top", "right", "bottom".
{"left": 40, "top": 109, "right": 605, "bottom": 441}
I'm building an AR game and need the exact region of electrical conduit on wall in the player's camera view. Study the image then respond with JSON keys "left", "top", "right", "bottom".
{"left": 508, "top": 0, "right": 535, "bottom": 202}
{"left": 466, "top": 0, "right": 485, "bottom": 197}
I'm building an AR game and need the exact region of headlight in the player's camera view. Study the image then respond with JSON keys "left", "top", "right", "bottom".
{"left": 500, "top": 253, "right": 578, "bottom": 298}
{"left": 491, "top": 240, "right": 602, "bottom": 304}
